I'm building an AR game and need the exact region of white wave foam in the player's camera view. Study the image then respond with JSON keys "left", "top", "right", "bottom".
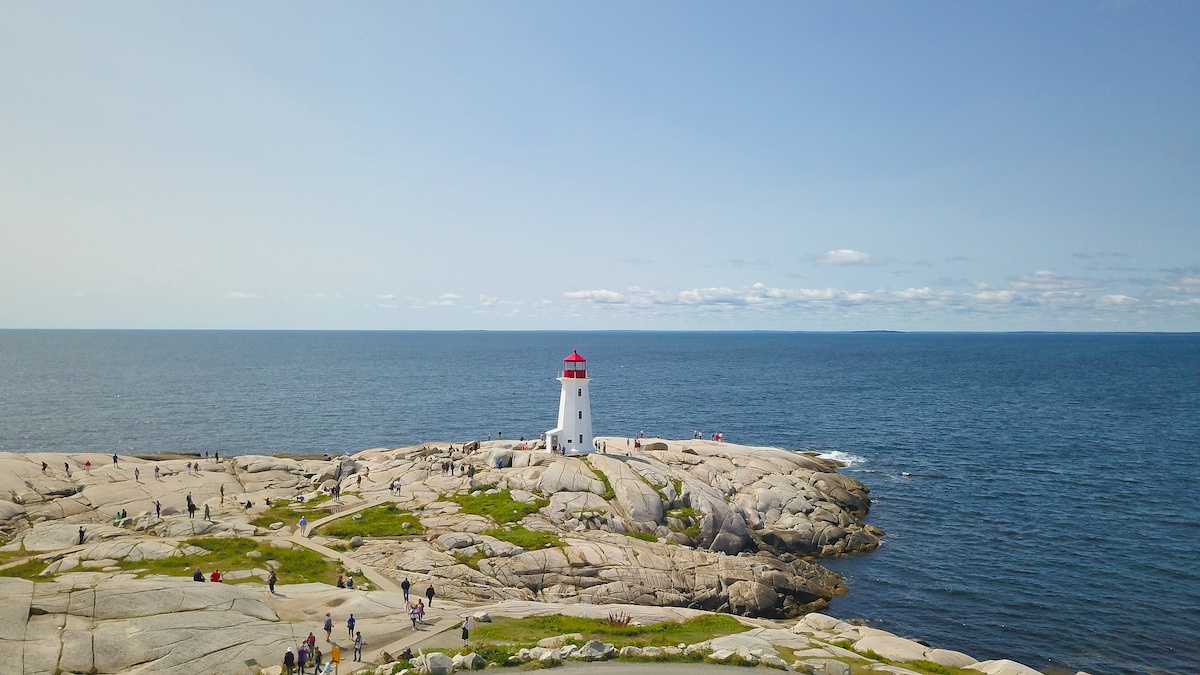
{"left": 817, "top": 450, "right": 866, "bottom": 467}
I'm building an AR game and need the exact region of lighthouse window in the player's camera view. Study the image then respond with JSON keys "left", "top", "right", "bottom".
{"left": 577, "top": 388, "right": 582, "bottom": 396}
{"left": 579, "top": 434, "right": 583, "bottom": 443}
{"left": 578, "top": 411, "right": 582, "bottom": 419}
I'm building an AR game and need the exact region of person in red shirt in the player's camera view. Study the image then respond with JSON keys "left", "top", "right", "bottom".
{"left": 210, "top": 569, "right": 222, "bottom": 583}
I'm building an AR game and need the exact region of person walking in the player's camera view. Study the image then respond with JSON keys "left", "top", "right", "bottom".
{"left": 425, "top": 584, "right": 435, "bottom": 607}
{"left": 311, "top": 645, "right": 322, "bottom": 673}
{"left": 203, "top": 504, "right": 210, "bottom": 521}
{"left": 297, "top": 645, "right": 308, "bottom": 675}
{"left": 401, "top": 577, "right": 410, "bottom": 602}
{"left": 134, "top": 467, "right": 140, "bottom": 482}
{"left": 298, "top": 515, "right": 307, "bottom": 535}
{"left": 268, "top": 570, "right": 278, "bottom": 593}
{"left": 346, "top": 613, "right": 355, "bottom": 639}
{"left": 323, "top": 613, "right": 333, "bottom": 642}
{"left": 41, "top": 461, "right": 47, "bottom": 474}
{"left": 408, "top": 603, "right": 419, "bottom": 630}
{"left": 153, "top": 465, "right": 160, "bottom": 480}
{"left": 353, "top": 631, "right": 365, "bottom": 661}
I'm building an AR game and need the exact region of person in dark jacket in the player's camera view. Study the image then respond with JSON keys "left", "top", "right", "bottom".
{"left": 425, "top": 584, "right": 435, "bottom": 606}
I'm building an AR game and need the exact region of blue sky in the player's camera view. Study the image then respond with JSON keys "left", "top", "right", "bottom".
{"left": 2, "top": 2, "right": 1197, "bottom": 331}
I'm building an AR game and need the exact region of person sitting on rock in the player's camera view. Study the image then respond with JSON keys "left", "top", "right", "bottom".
{"left": 209, "top": 569, "right": 222, "bottom": 583}
{"left": 336, "top": 575, "right": 344, "bottom": 588}
{"left": 193, "top": 568, "right": 204, "bottom": 582}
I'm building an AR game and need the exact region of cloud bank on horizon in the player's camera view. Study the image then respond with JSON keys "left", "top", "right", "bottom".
{"left": 1, "top": 4, "right": 1197, "bottom": 331}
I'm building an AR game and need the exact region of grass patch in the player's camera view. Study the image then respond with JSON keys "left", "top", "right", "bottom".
{"left": 112, "top": 537, "right": 340, "bottom": 585}
{"left": 485, "top": 525, "right": 562, "bottom": 550}
{"left": 0, "top": 558, "right": 52, "bottom": 582}
{"left": 622, "top": 531, "right": 657, "bottom": 542}
{"left": 585, "top": 463, "right": 616, "bottom": 500}
{"left": 249, "top": 500, "right": 312, "bottom": 528}
{"left": 469, "top": 644, "right": 520, "bottom": 668}
{"left": 907, "top": 660, "right": 981, "bottom": 675}
{"left": 449, "top": 490, "right": 547, "bottom": 525}
{"left": 471, "top": 614, "right": 745, "bottom": 649}
{"left": 452, "top": 550, "right": 488, "bottom": 570}
{"left": 319, "top": 504, "right": 424, "bottom": 538}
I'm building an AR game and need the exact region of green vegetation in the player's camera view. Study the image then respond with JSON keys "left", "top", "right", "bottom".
{"left": 449, "top": 490, "right": 548, "bottom": 525}
{"left": 249, "top": 500, "right": 316, "bottom": 528}
{"left": 485, "top": 525, "right": 562, "bottom": 550}
{"left": 905, "top": 659, "right": 981, "bottom": 675}
{"left": 111, "top": 537, "right": 340, "bottom": 585}
{"left": 319, "top": 504, "right": 424, "bottom": 538}
{"left": 470, "top": 613, "right": 745, "bottom": 649}
{"left": 621, "top": 531, "right": 657, "bottom": 542}
{"left": 452, "top": 549, "right": 488, "bottom": 570}
{"left": 0, "top": 558, "right": 51, "bottom": 582}
{"left": 585, "top": 463, "right": 616, "bottom": 500}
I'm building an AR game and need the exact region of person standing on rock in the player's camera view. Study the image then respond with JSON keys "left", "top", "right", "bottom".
{"left": 112, "top": 453, "right": 118, "bottom": 466}
{"left": 78, "top": 526, "right": 85, "bottom": 545}
{"left": 41, "top": 461, "right": 47, "bottom": 474}
{"left": 311, "top": 644, "right": 322, "bottom": 673}
{"left": 187, "top": 501, "right": 196, "bottom": 519}
{"left": 323, "top": 613, "right": 333, "bottom": 641}
{"left": 401, "top": 577, "right": 410, "bottom": 601}
{"left": 353, "top": 631, "right": 365, "bottom": 661}
{"left": 268, "top": 570, "right": 278, "bottom": 593}
{"left": 346, "top": 613, "right": 355, "bottom": 639}
{"left": 461, "top": 615, "right": 471, "bottom": 644}
{"left": 153, "top": 465, "right": 160, "bottom": 480}
{"left": 425, "top": 584, "right": 435, "bottom": 606}
{"left": 203, "top": 504, "right": 210, "bottom": 520}
{"left": 84, "top": 460, "right": 91, "bottom": 475}
{"left": 299, "top": 515, "right": 307, "bottom": 535}
{"left": 282, "top": 647, "right": 295, "bottom": 675}
{"left": 155, "top": 500, "right": 161, "bottom": 518}
{"left": 296, "top": 644, "right": 308, "bottom": 675}
{"left": 64, "top": 461, "right": 71, "bottom": 477}
{"left": 219, "top": 484, "right": 225, "bottom": 505}
{"left": 134, "top": 467, "right": 140, "bottom": 482}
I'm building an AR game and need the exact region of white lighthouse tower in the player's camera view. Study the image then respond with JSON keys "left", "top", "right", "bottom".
{"left": 545, "top": 350, "right": 594, "bottom": 455}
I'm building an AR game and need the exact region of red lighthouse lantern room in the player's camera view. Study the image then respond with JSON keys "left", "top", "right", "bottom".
{"left": 563, "top": 350, "right": 587, "bottom": 378}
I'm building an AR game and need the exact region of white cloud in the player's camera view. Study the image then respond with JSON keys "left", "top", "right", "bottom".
{"left": 225, "top": 292, "right": 262, "bottom": 299}
{"left": 431, "top": 293, "right": 460, "bottom": 306}
{"left": 1099, "top": 294, "right": 1138, "bottom": 305}
{"left": 817, "top": 249, "right": 886, "bottom": 266}
{"left": 479, "top": 295, "right": 498, "bottom": 307}
{"left": 564, "top": 289, "right": 626, "bottom": 303}
{"left": 375, "top": 293, "right": 395, "bottom": 300}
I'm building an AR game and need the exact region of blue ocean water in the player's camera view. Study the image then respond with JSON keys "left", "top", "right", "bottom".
{"left": 1, "top": 330, "right": 1197, "bottom": 675}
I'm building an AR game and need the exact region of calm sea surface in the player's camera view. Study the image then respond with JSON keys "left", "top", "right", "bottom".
{"left": 1, "top": 331, "right": 1197, "bottom": 674}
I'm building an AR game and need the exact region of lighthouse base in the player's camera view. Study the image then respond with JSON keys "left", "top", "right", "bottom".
{"left": 545, "top": 427, "right": 596, "bottom": 455}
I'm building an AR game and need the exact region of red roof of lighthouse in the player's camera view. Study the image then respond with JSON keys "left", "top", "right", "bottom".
{"left": 564, "top": 350, "right": 586, "bottom": 362}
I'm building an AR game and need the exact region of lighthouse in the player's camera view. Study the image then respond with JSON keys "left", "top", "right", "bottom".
{"left": 545, "top": 350, "right": 594, "bottom": 455}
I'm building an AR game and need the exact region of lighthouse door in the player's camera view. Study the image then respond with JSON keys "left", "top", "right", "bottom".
{"left": 549, "top": 433, "right": 559, "bottom": 453}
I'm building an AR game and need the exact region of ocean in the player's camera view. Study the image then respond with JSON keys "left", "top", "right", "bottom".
{"left": 1, "top": 330, "right": 1197, "bottom": 675}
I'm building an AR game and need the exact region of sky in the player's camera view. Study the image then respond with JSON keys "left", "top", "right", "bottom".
{"left": 1, "top": 1, "right": 1198, "bottom": 331}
